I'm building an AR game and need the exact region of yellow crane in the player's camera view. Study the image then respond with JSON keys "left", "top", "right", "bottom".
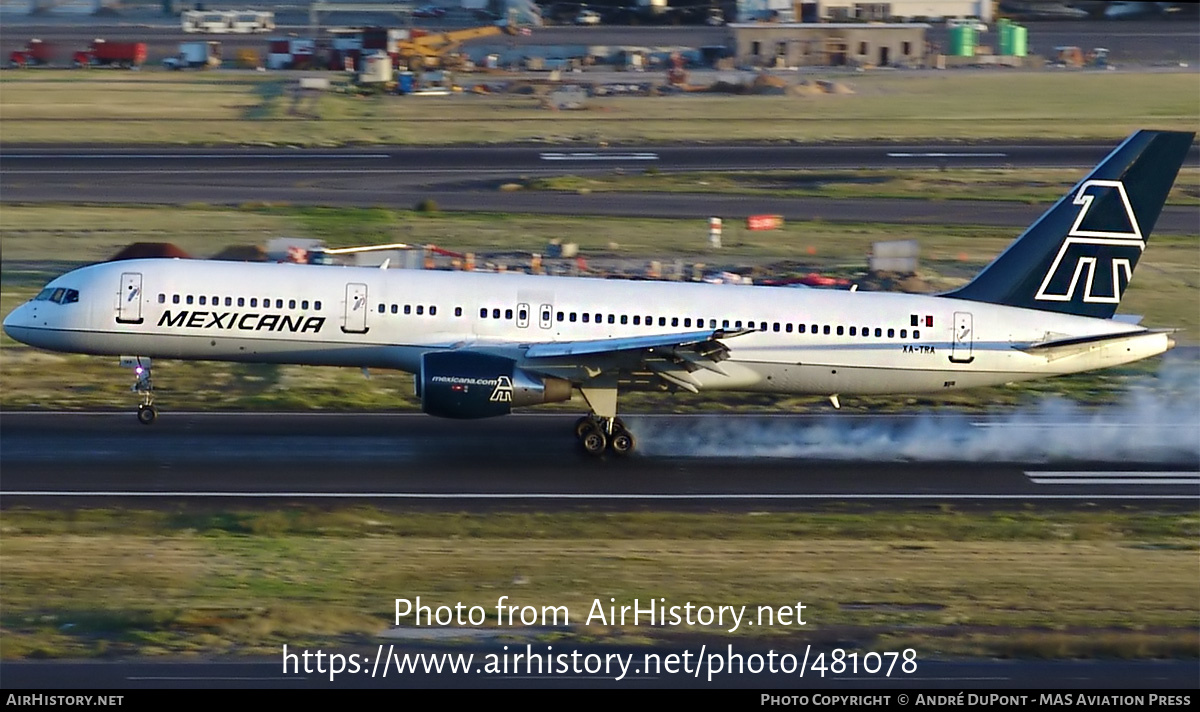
{"left": 397, "top": 25, "right": 505, "bottom": 70}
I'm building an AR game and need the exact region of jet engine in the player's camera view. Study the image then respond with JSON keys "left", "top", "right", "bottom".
{"left": 418, "top": 351, "right": 572, "bottom": 419}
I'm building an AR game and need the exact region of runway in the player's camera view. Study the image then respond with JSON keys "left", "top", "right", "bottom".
{"left": 2, "top": 412, "right": 1196, "bottom": 507}
{"left": 3, "top": 144, "right": 1197, "bottom": 231}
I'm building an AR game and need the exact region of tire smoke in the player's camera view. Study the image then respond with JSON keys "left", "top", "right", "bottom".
{"left": 631, "top": 357, "right": 1200, "bottom": 463}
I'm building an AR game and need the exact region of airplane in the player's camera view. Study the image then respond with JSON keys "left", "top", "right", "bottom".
{"left": 3, "top": 129, "right": 1194, "bottom": 456}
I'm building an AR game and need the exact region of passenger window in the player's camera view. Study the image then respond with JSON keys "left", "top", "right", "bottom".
{"left": 797, "top": 324, "right": 805, "bottom": 333}
{"left": 391, "top": 304, "right": 398, "bottom": 314}
{"left": 875, "top": 328, "right": 882, "bottom": 337}
{"left": 416, "top": 306, "right": 424, "bottom": 315}
{"left": 760, "top": 321, "right": 768, "bottom": 331}
{"left": 301, "top": 300, "right": 308, "bottom": 310}
{"left": 659, "top": 317, "right": 667, "bottom": 327}
{"left": 480, "top": 308, "right": 487, "bottom": 318}
{"left": 837, "top": 326, "right": 844, "bottom": 336}
{"left": 773, "top": 323, "right": 780, "bottom": 332}
{"left": 289, "top": 299, "right": 296, "bottom": 309}
{"left": 493, "top": 309, "right": 501, "bottom": 319}
{"left": 275, "top": 299, "right": 283, "bottom": 309}
{"left": 913, "top": 329, "right": 920, "bottom": 339}
{"left": 315, "top": 301, "right": 322, "bottom": 311}
{"left": 901, "top": 329, "right": 908, "bottom": 338}
{"left": 823, "top": 325, "right": 831, "bottom": 335}
{"left": 173, "top": 295, "right": 181, "bottom": 304}
{"left": 199, "top": 296, "right": 207, "bottom": 305}
{"left": 849, "top": 327, "right": 856, "bottom": 336}
{"left": 430, "top": 306, "right": 437, "bottom": 316}
{"left": 722, "top": 320, "right": 730, "bottom": 329}
{"left": 377, "top": 304, "right": 385, "bottom": 313}
{"left": 811, "top": 324, "right": 817, "bottom": 333}
{"left": 671, "top": 317, "right": 679, "bottom": 327}
{"left": 158, "top": 294, "right": 166, "bottom": 304}
{"left": 632, "top": 315, "right": 639, "bottom": 325}
{"left": 238, "top": 297, "right": 245, "bottom": 307}
{"left": 786, "top": 324, "right": 793, "bottom": 333}
{"left": 518, "top": 308, "right": 526, "bottom": 320}
{"left": 505, "top": 309, "right": 513, "bottom": 320}
{"left": 888, "top": 328, "right": 895, "bottom": 338}
{"left": 187, "top": 295, "right": 194, "bottom": 305}
{"left": 569, "top": 312, "right": 577, "bottom": 322}
{"left": 557, "top": 312, "right": 564, "bottom": 322}
{"left": 212, "top": 296, "right": 218, "bottom": 306}
{"left": 225, "top": 297, "right": 233, "bottom": 307}
{"left": 250, "top": 298, "right": 258, "bottom": 307}
{"left": 735, "top": 321, "right": 742, "bottom": 329}
{"left": 709, "top": 319, "right": 717, "bottom": 329}
{"left": 456, "top": 307, "right": 463, "bottom": 317}
{"left": 684, "top": 318, "right": 691, "bottom": 327}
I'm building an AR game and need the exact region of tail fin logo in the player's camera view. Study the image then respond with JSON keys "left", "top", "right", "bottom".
{"left": 1034, "top": 179, "right": 1145, "bottom": 305}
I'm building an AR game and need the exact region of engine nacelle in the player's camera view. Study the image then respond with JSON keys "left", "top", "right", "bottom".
{"left": 419, "top": 351, "right": 572, "bottom": 419}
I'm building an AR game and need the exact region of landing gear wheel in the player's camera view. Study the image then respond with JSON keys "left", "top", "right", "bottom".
{"left": 137, "top": 404, "right": 158, "bottom": 425}
{"left": 580, "top": 428, "right": 608, "bottom": 457}
{"left": 574, "top": 416, "right": 594, "bottom": 440}
{"left": 609, "top": 428, "right": 635, "bottom": 457}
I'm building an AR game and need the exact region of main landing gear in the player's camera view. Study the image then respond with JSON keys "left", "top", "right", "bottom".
{"left": 124, "top": 356, "right": 157, "bottom": 425}
{"left": 574, "top": 415, "right": 636, "bottom": 457}
{"left": 574, "top": 385, "right": 635, "bottom": 457}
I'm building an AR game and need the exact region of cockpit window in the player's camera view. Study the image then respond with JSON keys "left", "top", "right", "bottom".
{"left": 33, "top": 287, "right": 79, "bottom": 304}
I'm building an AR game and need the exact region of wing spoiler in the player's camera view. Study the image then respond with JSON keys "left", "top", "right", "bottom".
{"left": 524, "top": 328, "right": 752, "bottom": 359}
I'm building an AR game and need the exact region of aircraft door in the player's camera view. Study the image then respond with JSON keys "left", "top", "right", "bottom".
{"left": 538, "top": 303, "right": 553, "bottom": 329}
{"left": 342, "top": 282, "right": 369, "bottom": 334}
{"left": 950, "top": 311, "right": 974, "bottom": 363}
{"left": 117, "top": 272, "right": 144, "bottom": 324}
{"left": 517, "top": 303, "right": 530, "bottom": 329}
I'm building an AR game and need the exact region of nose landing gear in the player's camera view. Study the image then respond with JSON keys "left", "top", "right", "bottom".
{"left": 123, "top": 356, "right": 157, "bottom": 425}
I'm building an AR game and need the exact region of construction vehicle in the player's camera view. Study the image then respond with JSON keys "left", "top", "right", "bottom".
{"left": 163, "top": 42, "right": 222, "bottom": 70}
{"left": 1054, "top": 46, "right": 1083, "bottom": 68}
{"left": 392, "top": 25, "right": 504, "bottom": 71}
{"left": 72, "top": 40, "right": 147, "bottom": 69}
{"left": 9, "top": 39, "right": 53, "bottom": 68}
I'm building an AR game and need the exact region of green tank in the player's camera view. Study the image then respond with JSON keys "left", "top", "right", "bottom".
{"left": 1011, "top": 25, "right": 1028, "bottom": 57}
{"left": 949, "top": 26, "right": 976, "bottom": 57}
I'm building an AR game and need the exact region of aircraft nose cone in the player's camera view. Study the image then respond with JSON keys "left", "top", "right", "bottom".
{"left": 2, "top": 307, "right": 17, "bottom": 339}
{"left": 3, "top": 304, "right": 32, "bottom": 344}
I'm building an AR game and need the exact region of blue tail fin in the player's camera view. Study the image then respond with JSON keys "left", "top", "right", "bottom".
{"left": 945, "top": 130, "right": 1194, "bottom": 319}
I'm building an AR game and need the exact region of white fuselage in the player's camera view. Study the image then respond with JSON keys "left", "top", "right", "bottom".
{"left": 3, "top": 258, "right": 1170, "bottom": 396}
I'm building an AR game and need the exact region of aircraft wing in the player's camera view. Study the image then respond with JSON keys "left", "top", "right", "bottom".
{"left": 515, "top": 329, "right": 754, "bottom": 392}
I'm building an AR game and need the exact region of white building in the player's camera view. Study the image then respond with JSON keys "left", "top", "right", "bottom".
{"left": 738, "top": 0, "right": 992, "bottom": 23}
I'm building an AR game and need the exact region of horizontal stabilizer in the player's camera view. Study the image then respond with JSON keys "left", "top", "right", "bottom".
{"left": 1016, "top": 329, "right": 1173, "bottom": 361}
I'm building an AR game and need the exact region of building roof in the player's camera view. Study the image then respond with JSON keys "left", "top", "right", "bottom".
{"left": 728, "top": 23, "right": 932, "bottom": 29}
